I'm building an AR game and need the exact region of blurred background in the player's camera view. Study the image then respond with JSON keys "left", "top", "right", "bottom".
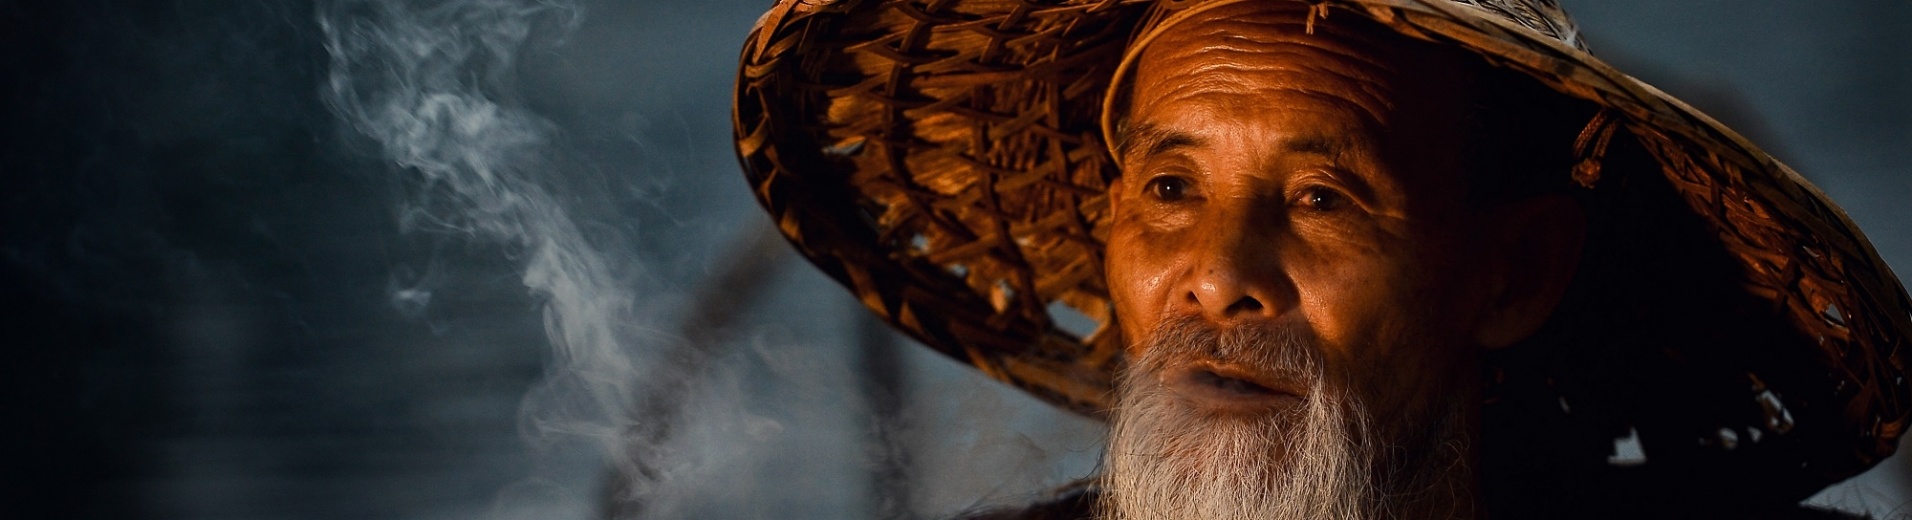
{"left": 1, "top": 0, "right": 1905, "bottom": 518}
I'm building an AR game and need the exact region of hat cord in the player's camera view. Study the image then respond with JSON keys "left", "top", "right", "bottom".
{"left": 1571, "top": 109, "right": 1620, "bottom": 189}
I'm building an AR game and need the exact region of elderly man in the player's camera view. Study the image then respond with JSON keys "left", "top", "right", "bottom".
{"left": 733, "top": 0, "right": 1910, "bottom": 518}
{"left": 1097, "top": 4, "right": 1572, "bottom": 518}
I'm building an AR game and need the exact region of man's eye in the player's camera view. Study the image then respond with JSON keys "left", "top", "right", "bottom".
{"left": 1298, "top": 186, "right": 1351, "bottom": 211}
{"left": 1144, "top": 176, "right": 1190, "bottom": 202}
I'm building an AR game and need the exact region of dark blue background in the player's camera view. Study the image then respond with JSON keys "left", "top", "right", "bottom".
{"left": 3, "top": 1, "right": 1905, "bottom": 518}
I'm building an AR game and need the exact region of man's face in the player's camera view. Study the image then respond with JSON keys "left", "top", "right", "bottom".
{"left": 1102, "top": 5, "right": 1503, "bottom": 519}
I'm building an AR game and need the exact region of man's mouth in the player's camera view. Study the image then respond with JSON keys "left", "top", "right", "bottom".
{"left": 1162, "top": 361, "right": 1307, "bottom": 413}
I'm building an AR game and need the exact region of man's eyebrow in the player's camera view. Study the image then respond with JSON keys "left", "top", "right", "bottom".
{"left": 1116, "top": 124, "right": 1352, "bottom": 164}
{"left": 1281, "top": 134, "right": 1349, "bottom": 158}
{"left": 1115, "top": 122, "right": 1204, "bottom": 163}
{"left": 1281, "top": 134, "right": 1378, "bottom": 202}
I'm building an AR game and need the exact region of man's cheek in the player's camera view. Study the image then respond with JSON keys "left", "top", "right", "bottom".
{"left": 1105, "top": 232, "right": 1154, "bottom": 347}
{"left": 1288, "top": 253, "right": 1392, "bottom": 350}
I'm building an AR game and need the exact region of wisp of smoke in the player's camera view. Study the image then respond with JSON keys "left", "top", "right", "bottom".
{"left": 316, "top": 0, "right": 686, "bottom": 516}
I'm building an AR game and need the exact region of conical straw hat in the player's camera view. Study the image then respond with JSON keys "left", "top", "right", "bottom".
{"left": 732, "top": 0, "right": 1909, "bottom": 497}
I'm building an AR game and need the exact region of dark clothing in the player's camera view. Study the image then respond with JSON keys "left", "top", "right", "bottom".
{"left": 952, "top": 481, "right": 1871, "bottom": 520}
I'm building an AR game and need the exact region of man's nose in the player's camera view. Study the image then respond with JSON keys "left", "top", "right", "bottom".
{"left": 1182, "top": 223, "right": 1293, "bottom": 323}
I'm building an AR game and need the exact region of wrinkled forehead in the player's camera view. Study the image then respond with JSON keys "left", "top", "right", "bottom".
{"left": 1106, "top": 2, "right": 1469, "bottom": 140}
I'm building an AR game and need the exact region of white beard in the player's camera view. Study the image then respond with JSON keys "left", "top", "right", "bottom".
{"left": 1101, "top": 319, "right": 1383, "bottom": 520}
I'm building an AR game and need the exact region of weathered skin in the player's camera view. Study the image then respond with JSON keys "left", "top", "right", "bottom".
{"left": 1102, "top": 3, "right": 1584, "bottom": 517}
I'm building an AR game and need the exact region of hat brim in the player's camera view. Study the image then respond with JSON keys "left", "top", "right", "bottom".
{"left": 732, "top": 0, "right": 1910, "bottom": 492}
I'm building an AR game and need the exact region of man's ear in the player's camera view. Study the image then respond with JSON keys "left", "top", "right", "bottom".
{"left": 1474, "top": 194, "right": 1586, "bottom": 349}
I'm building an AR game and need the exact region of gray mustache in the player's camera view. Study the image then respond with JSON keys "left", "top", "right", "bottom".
{"left": 1125, "top": 316, "right": 1328, "bottom": 389}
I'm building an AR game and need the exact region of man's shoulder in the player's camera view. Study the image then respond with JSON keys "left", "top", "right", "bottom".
{"left": 943, "top": 483, "right": 1875, "bottom": 520}
{"left": 1682, "top": 504, "right": 1870, "bottom": 520}
{"left": 1524, "top": 500, "right": 1871, "bottom": 520}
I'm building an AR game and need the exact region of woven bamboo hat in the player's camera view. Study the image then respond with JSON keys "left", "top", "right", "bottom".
{"left": 732, "top": 0, "right": 1910, "bottom": 498}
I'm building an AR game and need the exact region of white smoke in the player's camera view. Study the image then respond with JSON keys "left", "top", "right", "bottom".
{"left": 313, "top": 2, "right": 1112, "bottom": 518}
{"left": 316, "top": 0, "right": 677, "bottom": 516}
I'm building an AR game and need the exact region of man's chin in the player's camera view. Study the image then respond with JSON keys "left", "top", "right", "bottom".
{"left": 1100, "top": 318, "right": 1478, "bottom": 519}
{"left": 1102, "top": 377, "right": 1379, "bottom": 520}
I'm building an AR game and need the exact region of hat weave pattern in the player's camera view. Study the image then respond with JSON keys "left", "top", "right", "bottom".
{"left": 733, "top": 0, "right": 1909, "bottom": 493}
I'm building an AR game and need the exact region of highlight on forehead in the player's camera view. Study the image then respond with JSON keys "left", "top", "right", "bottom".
{"left": 1106, "top": 1, "right": 1472, "bottom": 165}
{"left": 1128, "top": 4, "right": 1424, "bottom": 115}
{"left": 1145, "top": 5, "right": 1404, "bottom": 78}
